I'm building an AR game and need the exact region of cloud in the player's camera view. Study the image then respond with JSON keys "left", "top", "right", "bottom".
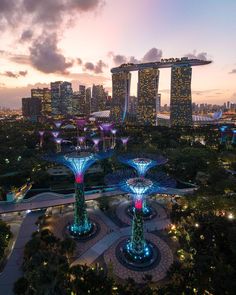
{"left": 109, "top": 47, "right": 163, "bottom": 66}
{"left": 29, "top": 33, "right": 74, "bottom": 73}
{"left": 83, "top": 59, "right": 107, "bottom": 73}
{"left": 142, "top": 48, "right": 162, "bottom": 62}
{"left": 20, "top": 29, "right": 33, "bottom": 42}
{"left": 184, "top": 50, "right": 209, "bottom": 61}
{"left": 0, "top": 70, "right": 28, "bottom": 78}
{"left": 229, "top": 69, "right": 236, "bottom": 74}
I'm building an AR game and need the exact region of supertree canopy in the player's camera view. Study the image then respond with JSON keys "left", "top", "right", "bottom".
{"left": 118, "top": 153, "right": 167, "bottom": 177}
{"left": 46, "top": 150, "right": 112, "bottom": 237}
{"left": 54, "top": 121, "right": 63, "bottom": 129}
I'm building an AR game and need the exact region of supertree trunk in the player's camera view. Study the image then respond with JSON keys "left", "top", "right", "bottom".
{"left": 73, "top": 182, "right": 91, "bottom": 234}
{"left": 130, "top": 206, "right": 145, "bottom": 254}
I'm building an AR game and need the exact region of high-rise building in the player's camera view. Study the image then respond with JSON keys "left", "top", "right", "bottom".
{"left": 22, "top": 97, "right": 42, "bottom": 121}
{"left": 31, "top": 88, "right": 51, "bottom": 117}
{"left": 91, "top": 85, "right": 107, "bottom": 113}
{"left": 170, "top": 64, "right": 193, "bottom": 126}
{"left": 111, "top": 72, "right": 131, "bottom": 123}
{"left": 51, "top": 81, "right": 73, "bottom": 116}
{"left": 137, "top": 68, "right": 159, "bottom": 125}
{"left": 72, "top": 92, "right": 84, "bottom": 115}
{"left": 155, "top": 93, "right": 161, "bottom": 126}
{"left": 85, "top": 87, "right": 91, "bottom": 115}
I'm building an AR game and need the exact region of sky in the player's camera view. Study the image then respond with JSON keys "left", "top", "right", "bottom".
{"left": 0, "top": 0, "right": 236, "bottom": 108}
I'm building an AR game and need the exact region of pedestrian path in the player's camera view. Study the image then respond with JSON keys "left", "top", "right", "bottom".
{"left": 0, "top": 211, "right": 44, "bottom": 295}
{"left": 71, "top": 208, "right": 170, "bottom": 267}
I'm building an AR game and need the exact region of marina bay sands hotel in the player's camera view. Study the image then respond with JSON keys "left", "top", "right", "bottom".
{"left": 110, "top": 57, "right": 212, "bottom": 126}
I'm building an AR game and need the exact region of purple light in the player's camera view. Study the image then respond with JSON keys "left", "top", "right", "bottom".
{"left": 92, "top": 138, "right": 100, "bottom": 145}
{"left": 39, "top": 131, "right": 45, "bottom": 137}
{"left": 78, "top": 136, "right": 86, "bottom": 144}
{"left": 51, "top": 131, "right": 60, "bottom": 138}
{"left": 54, "top": 121, "right": 63, "bottom": 129}
{"left": 76, "top": 119, "right": 87, "bottom": 129}
{"left": 111, "top": 129, "right": 117, "bottom": 135}
{"left": 121, "top": 137, "right": 129, "bottom": 144}
{"left": 99, "top": 123, "right": 113, "bottom": 132}
{"left": 84, "top": 127, "right": 88, "bottom": 132}
{"left": 54, "top": 138, "right": 63, "bottom": 144}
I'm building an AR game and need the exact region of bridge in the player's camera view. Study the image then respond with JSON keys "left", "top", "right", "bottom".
{"left": 111, "top": 58, "right": 212, "bottom": 73}
{"left": 0, "top": 186, "right": 197, "bottom": 214}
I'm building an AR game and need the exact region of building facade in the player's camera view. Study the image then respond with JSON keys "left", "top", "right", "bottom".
{"left": 137, "top": 68, "right": 160, "bottom": 125}
{"left": 170, "top": 64, "right": 193, "bottom": 126}
{"left": 111, "top": 71, "right": 131, "bottom": 123}
{"left": 22, "top": 97, "right": 42, "bottom": 121}
{"left": 51, "top": 81, "right": 73, "bottom": 116}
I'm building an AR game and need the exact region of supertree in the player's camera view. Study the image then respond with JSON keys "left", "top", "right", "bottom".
{"left": 111, "top": 128, "right": 117, "bottom": 148}
{"left": 120, "top": 137, "right": 129, "bottom": 151}
{"left": 46, "top": 150, "right": 112, "bottom": 237}
{"left": 92, "top": 137, "right": 100, "bottom": 151}
{"left": 118, "top": 153, "right": 167, "bottom": 215}
{"left": 105, "top": 169, "right": 175, "bottom": 265}
{"left": 39, "top": 131, "right": 45, "bottom": 148}
{"left": 99, "top": 123, "right": 113, "bottom": 150}
{"left": 219, "top": 125, "right": 228, "bottom": 144}
{"left": 54, "top": 138, "right": 63, "bottom": 153}
{"left": 54, "top": 121, "right": 63, "bottom": 129}
{"left": 77, "top": 136, "right": 86, "bottom": 150}
{"left": 118, "top": 153, "right": 167, "bottom": 177}
{"left": 51, "top": 131, "right": 60, "bottom": 138}
{"left": 232, "top": 129, "right": 236, "bottom": 144}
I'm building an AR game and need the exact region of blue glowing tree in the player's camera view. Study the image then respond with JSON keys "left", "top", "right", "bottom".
{"left": 46, "top": 150, "right": 112, "bottom": 236}
{"left": 118, "top": 154, "right": 167, "bottom": 213}
{"left": 219, "top": 126, "right": 228, "bottom": 144}
{"left": 118, "top": 153, "right": 167, "bottom": 177}
{"left": 105, "top": 169, "right": 176, "bottom": 262}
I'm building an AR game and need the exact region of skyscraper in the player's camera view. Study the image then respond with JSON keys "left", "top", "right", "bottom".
{"left": 137, "top": 68, "right": 159, "bottom": 125}
{"left": 31, "top": 88, "right": 51, "bottom": 117}
{"left": 111, "top": 71, "right": 131, "bottom": 123}
{"left": 22, "top": 97, "right": 42, "bottom": 121}
{"left": 51, "top": 81, "right": 73, "bottom": 116}
{"left": 91, "top": 84, "right": 107, "bottom": 113}
{"left": 85, "top": 87, "right": 91, "bottom": 115}
{"left": 170, "top": 64, "right": 193, "bottom": 126}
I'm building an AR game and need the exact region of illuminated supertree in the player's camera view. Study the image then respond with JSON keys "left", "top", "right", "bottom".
{"left": 54, "top": 138, "right": 63, "bottom": 153}
{"left": 39, "top": 131, "right": 45, "bottom": 148}
{"left": 92, "top": 137, "right": 100, "bottom": 151}
{"left": 120, "top": 137, "right": 129, "bottom": 151}
{"left": 54, "top": 121, "right": 63, "bottom": 129}
{"left": 232, "top": 129, "right": 236, "bottom": 144}
{"left": 77, "top": 136, "right": 86, "bottom": 150}
{"left": 111, "top": 129, "right": 117, "bottom": 148}
{"left": 47, "top": 150, "right": 112, "bottom": 237}
{"left": 118, "top": 154, "right": 167, "bottom": 177}
{"left": 99, "top": 123, "right": 113, "bottom": 150}
{"left": 51, "top": 131, "right": 60, "bottom": 138}
{"left": 219, "top": 125, "right": 228, "bottom": 144}
{"left": 118, "top": 154, "right": 167, "bottom": 215}
{"left": 105, "top": 169, "right": 175, "bottom": 265}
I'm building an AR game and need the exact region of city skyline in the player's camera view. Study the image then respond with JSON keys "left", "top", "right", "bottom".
{"left": 0, "top": 0, "right": 236, "bottom": 108}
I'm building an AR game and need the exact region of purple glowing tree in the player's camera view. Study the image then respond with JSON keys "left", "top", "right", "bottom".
{"left": 39, "top": 131, "right": 45, "bottom": 148}
{"left": 54, "top": 138, "right": 63, "bottom": 153}
{"left": 99, "top": 123, "right": 113, "bottom": 150}
{"left": 111, "top": 128, "right": 117, "bottom": 147}
{"left": 51, "top": 131, "right": 60, "bottom": 138}
{"left": 77, "top": 136, "right": 86, "bottom": 150}
{"left": 92, "top": 137, "right": 100, "bottom": 151}
{"left": 120, "top": 137, "right": 129, "bottom": 151}
{"left": 54, "top": 121, "right": 63, "bottom": 129}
